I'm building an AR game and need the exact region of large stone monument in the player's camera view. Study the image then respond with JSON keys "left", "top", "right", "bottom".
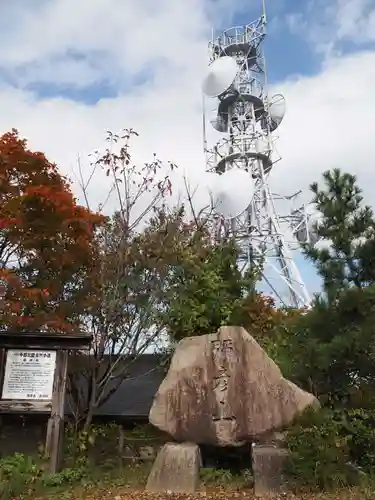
{"left": 149, "top": 326, "right": 318, "bottom": 446}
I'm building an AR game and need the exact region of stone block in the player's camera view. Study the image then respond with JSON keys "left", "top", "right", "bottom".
{"left": 252, "top": 445, "right": 289, "bottom": 498}
{"left": 146, "top": 442, "right": 201, "bottom": 494}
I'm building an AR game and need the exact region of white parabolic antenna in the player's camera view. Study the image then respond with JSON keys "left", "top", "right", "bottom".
{"left": 294, "top": 208, "right": 322, "bottom": 246}
{"left": 269, "top": 94, "right": 286, "bottom": 132}
{"left": 202, "top": 56, "right": 238, "bottom": 98}
{"left": 307, "top": 212, "right": 322, "bottom": 245}
{"left": 210, "top": 116, "right": 227, "bottom": 132}
{"left": 210, "top": 168, "right": 255, "bottom": 219}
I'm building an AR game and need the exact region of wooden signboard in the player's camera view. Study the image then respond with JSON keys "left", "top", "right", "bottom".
{"left": 0, "top": 331, "right": 91, "bottom": 472}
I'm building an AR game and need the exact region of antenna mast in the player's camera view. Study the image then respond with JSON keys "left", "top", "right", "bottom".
{"left": 201, "top": 1, "right": 312, "bottom": 308}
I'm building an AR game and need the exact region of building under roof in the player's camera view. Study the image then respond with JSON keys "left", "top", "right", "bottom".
{"left": 66, "top": 353, "right": 167, "bottom": 421}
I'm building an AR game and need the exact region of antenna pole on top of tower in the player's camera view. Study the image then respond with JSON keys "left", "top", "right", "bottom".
{"left": 262, "top": 0, "right": 267, "bottom": 23}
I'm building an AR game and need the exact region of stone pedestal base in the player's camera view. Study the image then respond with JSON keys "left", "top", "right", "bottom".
{"left": 252, "top": 445, "right": 289, "bottom": 497}
{"left": 146, "top": 442, "right": 201, "bottom": 494}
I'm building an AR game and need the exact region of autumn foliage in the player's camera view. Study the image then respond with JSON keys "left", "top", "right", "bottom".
{"left": 239, "top": 292, "right": 304, "bottom": 341}
{"left": 0, "top": 129, "right": 105, "bottom": 332}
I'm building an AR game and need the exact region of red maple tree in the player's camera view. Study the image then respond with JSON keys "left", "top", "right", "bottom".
{"left": 0, "top": 129, "right": 106, "bottom": 333}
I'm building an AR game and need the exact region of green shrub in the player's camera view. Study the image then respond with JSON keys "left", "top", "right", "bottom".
{"left": 283, "top": 408, "right": 355, "bottom": 492}
{"left": 0, "top": 452, "right": 88, "bottom": 499}
{"left": 41, "top": 467, "right": 86, "bottom": 487}
{"left": 0, "top": 453, "right": 42, "bottom": 499}
{"left": 64, "top": 422, "right": 123, "bottom": 468}
{"left": 240, "top": 467, "right": 254, "bottom": 488}
{"left": 200, "top": 467, "right": 233, "bottom": 485}
{"left": 344, "top": 408, "right": 375, "bottom": 473}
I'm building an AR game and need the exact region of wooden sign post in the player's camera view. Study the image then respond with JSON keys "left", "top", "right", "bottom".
{"left": 0, "top": 331, "right": 91, "bottom": 472}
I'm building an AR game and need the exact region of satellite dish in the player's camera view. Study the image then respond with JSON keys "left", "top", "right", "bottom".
{"left": 293, "top": 210, "right": 321, "bottom": 245}
{"left": 307, "top": 213, "right": 322, "bottom": 245}
{"left": 269, "top": 94, "right": 286, "bottom": 132}
{"left": 210, "top": 116, "right": 227, "bottom": 132}
{"left": 210, "top": 168, "right": 255, "bottom": 219}
{"left": 202, "top": 56, "right": 238, "bottom": 98}
{"left": 295, "top": 226, "right": 308, "bottom": 244}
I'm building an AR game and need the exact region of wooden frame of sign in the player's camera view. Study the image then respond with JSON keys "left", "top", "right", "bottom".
{"left": 0, "top": 331, "right": 91, "bottom": 472}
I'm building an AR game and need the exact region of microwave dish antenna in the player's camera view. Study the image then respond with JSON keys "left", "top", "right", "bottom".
{"left": 268, "top": 94, "right": 286, "bottom": 132}
{"left": 201, "top": 4, "right": 311, "bottom": 308}
{"left": 290, "top": 205, "right": 323, "bottom": 247}
{"left": 210, "top": 116, "right": 228, "bottom": 133}
{"left": 202, "top": 56, "right": 238, "bottom": 98}
{"left": 210, "top": 168, "right": 255, "bottom": 219}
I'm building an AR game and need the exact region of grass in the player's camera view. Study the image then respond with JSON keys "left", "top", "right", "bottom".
{"left": 1, "top": 459, "right": 375, "bottom": 500}
{"left": 0, "top": 459, "right": 152, "bottom": 500}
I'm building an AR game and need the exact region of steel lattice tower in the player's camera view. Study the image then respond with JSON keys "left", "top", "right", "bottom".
{"left": 202, "top": 6, "right": 311, "bottom": 308}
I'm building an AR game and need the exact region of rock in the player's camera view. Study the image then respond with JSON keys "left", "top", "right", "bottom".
{"left": 258, "top": 431, "right": 287, "bottom": 448}
{"left": 145, "top": 442, "right": 201, "bottom": 493}
{"left": 149, "top": 326, "right": 318, "bottom": 446}
{"left": 252, "top": 445, "right": 289, "bottom": 497}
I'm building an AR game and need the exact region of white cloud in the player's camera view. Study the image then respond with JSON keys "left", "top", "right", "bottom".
{"left": 287, "top": 0, "right": 375, "bottom": 58}
{"left": 0, "top": 0, "right": 210, "bottom": 87}
{"left": 270, "top": 49, "right": 375, "bottom": 208}
{"left": 0, "top": 0, "right": 217, "bottom": 208}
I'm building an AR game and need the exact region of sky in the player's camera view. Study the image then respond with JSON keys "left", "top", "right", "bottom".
{"left": 1, "top": 0, "right": 375, "bottom": 303}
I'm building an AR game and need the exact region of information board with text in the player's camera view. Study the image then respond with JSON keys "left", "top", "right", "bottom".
{"left": 2, "top": 349, "right": 56, "bottom": 400}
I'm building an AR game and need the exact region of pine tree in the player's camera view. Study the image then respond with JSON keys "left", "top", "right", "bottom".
{"left": 305, "top": 168, "right": 375, "bottom": 299}
{"left": 281, "top": 168, "right": 375, "bottom": 405}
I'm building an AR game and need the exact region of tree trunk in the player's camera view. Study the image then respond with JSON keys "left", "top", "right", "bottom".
{"left": 82, "top": 369, "right": 97, "bottom": 433}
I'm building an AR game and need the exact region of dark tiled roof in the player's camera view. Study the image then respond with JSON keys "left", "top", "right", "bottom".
{"left": 66, "top": 354, "right": 166, "bottom": 418}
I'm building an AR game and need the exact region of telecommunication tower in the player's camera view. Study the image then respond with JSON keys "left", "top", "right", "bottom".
{"left": 201, "top": 2, "right": 316, "bottom": 308}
